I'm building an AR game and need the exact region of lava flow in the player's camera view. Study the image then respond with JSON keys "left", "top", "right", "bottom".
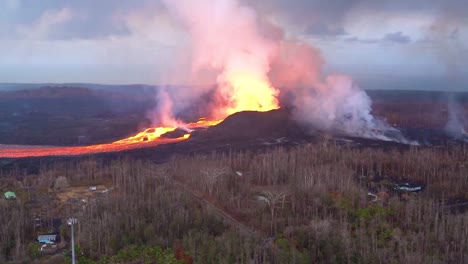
{"left": 113, "top": 118, "right": 223, "bottom": 145}
{"left": 0, "top": 138, "right": 182, "bottom": 159}
{"left": 0, "top": 118, "right": 226, "bottom": 158}
{"left": 0, "top": 73, "right": 278, "bottom": 159}
{"left": 0, "top": 0, "right": 288, "bottom": 159}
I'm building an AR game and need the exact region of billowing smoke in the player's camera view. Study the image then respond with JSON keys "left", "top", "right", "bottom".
{"left": 162, "top": 0, "right": 279, "bottom": 120}
{"left": 157, "top": 0, "right": 409, "bottom": 142}
{"left": 293, "top": 75, "right": 377, "bottom": 134}
{"left": 269, "top": 42, "right": 408, "bottom": 142}
{"left": 147, "top": 88, "right": 184, "bottom": 128}
{"left": 445, "top": 94, "right": 468, "bottom": 140}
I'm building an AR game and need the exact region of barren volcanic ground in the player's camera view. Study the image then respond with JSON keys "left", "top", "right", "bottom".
{"left": 0, "top": 86, "right": 467, "bottom": 172}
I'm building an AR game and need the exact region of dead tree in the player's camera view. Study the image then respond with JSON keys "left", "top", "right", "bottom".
{"left": 200, "top": 167, "right": 228, "bottom": 196}
{"left": 260, "top": 190, "right": 289, "bottom": 235}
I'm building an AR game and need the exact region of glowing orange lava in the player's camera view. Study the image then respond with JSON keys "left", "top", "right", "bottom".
{"left": 215, "top": 73, "right": 280, "bottom": 118}
{"left": 0, "top": 75, "right": 279, "bottom": 158}
{"left": 113, "top": 127, "right": 178, "bottom": 144}
{"left": 0, "top": 119, "right": 220, "bottom": 158}
{"left": 112, "top": 118, "right": 223, "bottom": 146}
{"left": 0, "top": 137, "right": 184, "bottom": 158}
{"left": 187, "top": 118, "right": 223, "bottom": 129}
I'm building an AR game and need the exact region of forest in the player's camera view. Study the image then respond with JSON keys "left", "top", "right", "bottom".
{"left": 0, "top": 141, "right": 467, "bottom": 263}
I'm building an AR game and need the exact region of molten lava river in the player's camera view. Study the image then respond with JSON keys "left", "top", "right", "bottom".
{"left": 0, "top": 72, "right": 281, "bottom": 159}
{"left": 0, "top": 119, "right": 222, "bottom": 158}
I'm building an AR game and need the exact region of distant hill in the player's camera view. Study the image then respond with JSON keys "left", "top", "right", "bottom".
{"left": 0, "top": 83, "right": 157, "bottom": 94}
{"left": 366, "top": 90, "right": 468, "bottom": 103}
{"left": 0, "top": 86, "right": 157, "bottom": 145}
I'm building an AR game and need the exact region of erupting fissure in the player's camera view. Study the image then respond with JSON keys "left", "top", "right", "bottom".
{"left": 0, "top": 117, "right": 226, "bottom": 158}
{"left": 124, "top": 0, "right": 283, "bottom": 146}
{"left": 0, "top": 0, "right": 415, "bottom": 159}
{"left": 115, "top": 117, "right": 225, "bottom": 145}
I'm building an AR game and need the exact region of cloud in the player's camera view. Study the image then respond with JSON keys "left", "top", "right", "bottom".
{"left": 344, "top": 36, "right": 378, "bottom": 44}
{"left": 304, "top": 22, "right": 347, "bottom": 36}
{"left": 17, "top": 8, "right": 72, "bottom": 39}
{"left": 344, "top": 33, "right": 413, "bottom": 45}
{"left": 4, "top": 0, "right": 21, "bottom": 10}
{"left": 450, "top": 28, "right": 459, "bottom": 39}
{"left": 383, "top": 31, "right": 411, "bottom": 44}
{"left": 3, "top": 0, "right": 468, "bottom": 41}
{"left": 0, "top": 0, "right": 466, "bottom": 87}
{"left": 0, "top": 0, "right": 160, "bottom": 40}
{"left": 0, "top": 3, "right": 192, "bottom": 84}
{"left": 248, "top": 0, "right": 362, "bottom": 25}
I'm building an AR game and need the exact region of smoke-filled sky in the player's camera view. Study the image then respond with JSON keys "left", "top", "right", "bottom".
{"left": 0, "top": 0, "right": 467, "bottom": 91}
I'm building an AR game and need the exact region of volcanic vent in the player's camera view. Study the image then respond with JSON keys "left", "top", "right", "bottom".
{"left": 0, "top": 0, "right": 414, "bottom": 158}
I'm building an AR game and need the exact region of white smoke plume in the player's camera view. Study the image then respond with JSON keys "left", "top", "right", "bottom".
{"left": 445, "top": 94, "right": 468, "bottom": 140}
{"left": 268, "top": 42, "right": 408, "bottom": 141}
{"left": 159, "top": 0, "right": 410, "bottom": 143}
{"left": 147, "top": 88, "right": 184, "bottom": 128}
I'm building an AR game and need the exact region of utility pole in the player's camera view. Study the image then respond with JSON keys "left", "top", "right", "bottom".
{"left": 67, "top": 218, "right": 78, "bottom": 264}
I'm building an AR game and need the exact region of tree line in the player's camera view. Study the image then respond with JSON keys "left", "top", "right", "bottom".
{"left": 0, "top": 142, "right": 466, "bottom": 263}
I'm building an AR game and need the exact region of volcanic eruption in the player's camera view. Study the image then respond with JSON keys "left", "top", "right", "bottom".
{"left": 0, "top": 0, "right": 412, "bottom": 159}
{"left": 146, "top": 0, "right": 409, "bottom": 142}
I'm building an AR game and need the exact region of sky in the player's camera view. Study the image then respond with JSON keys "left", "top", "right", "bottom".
{"left": 0, "top": 0, "right": 467, "bottom": 90}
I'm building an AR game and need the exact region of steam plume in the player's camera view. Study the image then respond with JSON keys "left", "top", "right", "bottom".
{"left": 445, "top": 94, "right": 468, "bottom": 140}
{"left": 162, "top": 0, "right": 279, "bottom": 120}
{"left": 147, "top": 88, "right": 184, "bottom": 128}
{"left": 269, "top": 42, "right": 408, "bottom": 142}
{"left": 158, "top": 0, "right": 410, "bottom": 142}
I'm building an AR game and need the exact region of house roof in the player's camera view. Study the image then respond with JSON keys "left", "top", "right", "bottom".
{"left": 37, "top": 234, "right": 58, "bottom": 241}
{"left": 4, "top": 191, "right": 16, "bottom": 199}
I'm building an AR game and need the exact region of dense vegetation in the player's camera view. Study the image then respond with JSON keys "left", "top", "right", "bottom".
{"left": 69, "top": 246, "right": 183, "bottom": 264}
{"left": 0, "top": 142, "right": 467, "bottom": 263}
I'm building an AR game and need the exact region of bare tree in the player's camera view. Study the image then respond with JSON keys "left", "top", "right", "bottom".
{"left": 200, "top": 167, "right": 228, "bottom": 196}
{"left": 260, "top": 189, "right": 289, "bottom": 235}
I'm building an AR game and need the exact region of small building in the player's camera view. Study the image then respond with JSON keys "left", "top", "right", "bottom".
{"left": 394, "top": 183, "right": 424, "bottom": 192}
{"left": 4, "top": 191, "right": 16, "bottom": 200}
{"left": 37, "top": 234, "right": 59, "bottom": 244}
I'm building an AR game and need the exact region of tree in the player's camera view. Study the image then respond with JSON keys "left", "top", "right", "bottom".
{"left": 260, "top": 189, "right": 289, "bottom": 235}
{"left": 200, "top": 166, "right": 228, "bottom": 196}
